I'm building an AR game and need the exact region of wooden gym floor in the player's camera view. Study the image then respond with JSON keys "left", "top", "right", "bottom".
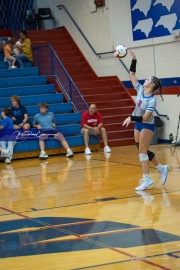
{"left": 0, "top": 144, "right": 180, "bottom": 270}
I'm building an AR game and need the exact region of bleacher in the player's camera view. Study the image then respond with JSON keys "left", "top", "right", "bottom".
{"left": 0, "top": 48, "right": 100, "bottom": 159}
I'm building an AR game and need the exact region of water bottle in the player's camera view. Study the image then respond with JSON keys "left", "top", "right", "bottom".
{"left": 169, "top": 133, "right": 173, "bottom": 143}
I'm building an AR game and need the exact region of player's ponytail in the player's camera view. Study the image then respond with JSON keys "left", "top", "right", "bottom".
{"left": 151, "top": 76, "right": 164, "bottom": 101}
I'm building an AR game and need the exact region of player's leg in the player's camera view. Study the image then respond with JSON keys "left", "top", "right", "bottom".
{"left": 136, "top": 138, "right": 168, "bottom": 185}
{"left": 135, "top": 128, "right": 154, "bottom": 191}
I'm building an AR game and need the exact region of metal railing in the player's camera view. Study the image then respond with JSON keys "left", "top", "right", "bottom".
{"left": 57, "top": 4, "right": 129, "bottom": 73}
{"left": 32, "top": 43, "right": 88, "bottom": 112}
{"left": 56, "top": 4, "right": 169, "bottom": 120}
{"left": 11, "top": 29, "right": 89, "bottom": 112}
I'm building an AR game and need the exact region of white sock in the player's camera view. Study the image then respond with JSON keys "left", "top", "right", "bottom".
{"left": 156, "top": 163, "right": 163, "bottom": 171}
{"left": 67, "top": 148, "right": 70, "bottom": 152}
{"left": 143, "top": 174, "right": 149, "bottom": 178}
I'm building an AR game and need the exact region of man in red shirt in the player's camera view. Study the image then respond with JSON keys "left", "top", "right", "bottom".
{"left": 81, "top": 104, "right": 111, "bottom": 155}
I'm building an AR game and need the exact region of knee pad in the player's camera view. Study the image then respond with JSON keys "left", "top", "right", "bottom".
{"left": 139, "top": 153, "right": 149, "bottom": 162}
{"left": 147, "top": 150, "right": 155, "bottom": 161}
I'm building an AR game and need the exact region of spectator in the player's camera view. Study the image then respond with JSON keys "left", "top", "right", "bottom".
{"left": 4, "top": 40, "right": 17, "bottom": 69}
{"left": 0, "top": 108, "right": 15, "bottom": 164}
{"left": 0, "top": 40, "right": 7, "bottom": 60}
{"left": 10, "top": 95, "right": 31, "bottom": 130}
{"left": 13, "top": 38, "right": 25, "bottom": 55}
{"left": 14, "top": 30, "right": 33, "bottom": 68}
{"left": 33, "top": 103, "right": 74, "bottom": 159}
{"left": 81, "top": 104, "right": 111, "bottom": 155}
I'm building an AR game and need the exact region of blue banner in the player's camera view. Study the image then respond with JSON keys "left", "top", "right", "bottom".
{"left": 130, "top": 0, "right": 180, "bottom": 41}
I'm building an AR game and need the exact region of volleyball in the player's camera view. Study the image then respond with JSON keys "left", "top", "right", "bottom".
{"left": 114, "top": 44, "right": 127, "bottom": 58}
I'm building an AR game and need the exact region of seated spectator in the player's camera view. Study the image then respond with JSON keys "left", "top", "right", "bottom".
{"left": 33, "top": 103, "right": 74, "bottom": 159}
{"left": 4, "top": 40, "right": 17, "bottom": 69}
{"left": 0, "top": 108, "right": 15, "bottom": 164}
{"left": 13, "top": 38, "right": 25, "bottom": 55}
{"left": 10, "top": 95, "right": 31, "bottom": 130}
{"left": 14, "top": 30, "right": 33, "bottom": 68}
{"left": 81, "top": 104, "right": 111, "bottom": 155}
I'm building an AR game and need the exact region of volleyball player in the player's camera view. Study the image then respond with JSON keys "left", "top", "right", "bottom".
{"left": 122, "top": 51, "right": 168, "bottom": 191}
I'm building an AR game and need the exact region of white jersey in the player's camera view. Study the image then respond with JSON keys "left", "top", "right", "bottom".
{"left": 132, "top": 82, "right": 156, "bottom": 124}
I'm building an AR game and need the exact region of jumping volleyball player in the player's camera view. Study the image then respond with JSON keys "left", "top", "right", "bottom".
{"left": 122, "top": 51, "right": 168, "bottom": 191}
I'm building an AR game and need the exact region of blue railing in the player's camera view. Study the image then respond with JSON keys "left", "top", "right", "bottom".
{"left": 57, "top": 4, "right": 129, "bottom": 73}
{"left": 32, "top": 43, "right": 89, "bottom": 113}
{"left": 56, "top": 4, "right": 170, "bottom": 120}
{"left": 11, "top": 29, "right": 89, "bottom": 113}
{"left": 154, "top": 109, "right": 169, "bottom": 120}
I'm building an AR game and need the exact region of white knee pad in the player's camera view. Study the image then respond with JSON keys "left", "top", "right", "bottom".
{"left": 139, "top": 153, "right": 149, "bottom": 162}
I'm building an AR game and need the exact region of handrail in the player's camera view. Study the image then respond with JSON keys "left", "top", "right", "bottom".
{"left": 154, "top": 108, "right": 169, "bottom": 120}
{"left": 57, "top": 4, "right": 129, "bottom": 73}
{"left": 10, "top": 28, "right": 88, "bottom": 112}
{"left": 32, "top": 43, "right": 89, "bottom": 112}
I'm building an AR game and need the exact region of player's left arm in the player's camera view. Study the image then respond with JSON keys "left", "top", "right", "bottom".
{"left": 143, "top": 98, "right": 156, "bottom": 122}
{"left": 142, "top": 111, "right": 153, "bottom": 122}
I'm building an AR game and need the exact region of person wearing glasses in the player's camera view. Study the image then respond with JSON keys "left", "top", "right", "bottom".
{"left": 81, "top": 104, "right": 111, "bottom": 155}
{"left": 122, "top": 51, "right": 168, "bottom": 191}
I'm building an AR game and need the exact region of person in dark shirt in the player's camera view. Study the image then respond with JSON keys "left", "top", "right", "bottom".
{"left": 10, "top": 95, "right": 30, "bottom": 129}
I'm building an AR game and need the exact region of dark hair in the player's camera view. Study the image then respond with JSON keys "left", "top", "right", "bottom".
{"left": 10, "top": 95, "right": 21, "bottom": 105}
{"left": 7, "top": 39, "right": 14, "bottom": 45}
{"left": 20, "top": 30, "right": 28, "bottom": 38}
{"left": 38, "top": 102, "right": 49, "bottom": 109}
{"left": 3, "top": 108, "right": 12, "bottom": 117}
{"left": 151, "top": 76, "right": 164, "bottom": 101}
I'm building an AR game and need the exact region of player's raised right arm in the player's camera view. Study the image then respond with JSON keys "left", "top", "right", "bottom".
{"left": 129, "top": 51, "right": 138, "bottom": 88}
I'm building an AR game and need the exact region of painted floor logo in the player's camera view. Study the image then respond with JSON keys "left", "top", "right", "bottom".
{"left": 130, "top": 0, "right": 180, "bottom": 40}
{"left": 0, "top": 217, "right": 180, "bottom": 258}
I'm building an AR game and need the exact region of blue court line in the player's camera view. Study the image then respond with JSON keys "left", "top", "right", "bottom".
{"left": 167, "top": 252, "right": 180, "bottom": 258}
{"left": 92, "top": 158, "right": 180, "bottom": 173}
{"left": 0, "top": 189, "right": 180, "bottom": 217}
{"left": 5, "top": 157, "right": 179, "bottom": 181}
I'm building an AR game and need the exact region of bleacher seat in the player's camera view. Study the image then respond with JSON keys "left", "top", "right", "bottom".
{"left": 0, "top": 51, "right": 99, "bottom": 159}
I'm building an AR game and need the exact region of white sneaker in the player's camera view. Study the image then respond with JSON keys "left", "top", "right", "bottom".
{"left": 135, "top": 178, "right": 154, "bottom": 191}
{"left": 39, "top": 151, "right": 48, "bottom": 160}
{"left": 1, "top": 148, "right": 10, "bottom": 155}
{"left": 4, "top": 157, "right": 11, "bottom": 164}
{"left": 11, "top": 65, "right": 17, "bottom": 69}
{"left": 85, "top": 147, "right": 92, "bottom": 155}
{"left": 159, "top": 165, "right": 168, "bottom": 185}
{"left": 66, "top": 149, "right": 74, "bottom": 157}
{"left": 136, "top": 191, "right": 154, "bottom": 205}
{"left": 4, "top": 57, "right": 7, "bottom": 62}
{"left": 104, "top": 145, "right": 111, "bottom": 153}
